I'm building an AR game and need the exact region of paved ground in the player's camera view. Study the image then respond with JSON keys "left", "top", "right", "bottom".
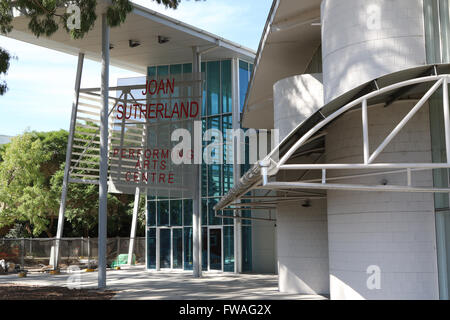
{"left": 0, "top": 266, "right": 326, "bottom": 300}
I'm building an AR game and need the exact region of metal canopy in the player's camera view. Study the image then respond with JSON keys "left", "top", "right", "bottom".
{"left": 7, "top": 0, "right": 255, "bottom": 73}
{"left": 214, "top": 63, "right": 450, "bottom": 212}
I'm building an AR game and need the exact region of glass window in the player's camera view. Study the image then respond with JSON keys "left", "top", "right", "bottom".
{"left": 202, "top": 62, "right": 207, "bottom": 116}
{"left": 183, "top": 227, "right": 193, "bottom": 270}
{"left": 183, "top": 63, "right": 192, "bottom": 74}
{"left": 202, "top": 163, "right": 208, "bottom": 197}
{"left": 209, "top": 228, "right": 222, "bottom": 270}
{"left": 173, "top": 228, "right": 183, "bottom": 269}
{"left": 170, "top": 200, "right": 182, "bottom": 226}
{"left": 159, "top": 228, "right": 171, "bottom": 268}
{"left": 223, "top": 226, "right": 234, "bottom": 272}
{"left": 202, "top": 199, "right": 208, "bottom": 226}
{"left": 202, "top": 227, "right": 208, "bottom": 271}
{"left": 147, "top": 201, "right": 156, "bottom": 226}
{"left": 429, "top": 89, "right": 450, "bottom": 299}
{"left": 148, "top": 66, "right": 157, "bottom": 78}
{"left": 183, "top": 199, "right": 193, "bottom": 226}
{"left": 239, "top": 60, "right": 250, "bottom": 112}
{"left": 157, "top": 200, "right": 169, "bottom": 226}
{"left": 207, "top": 61, "right": 220, "bottom": 115}
{"left": 242, "top": 226, "right": 252, "bottom": 272}
{"left": 147, "top": 228, "right": 156, "bottom": 269}
{"left": 208, "top": 164, "right": 222, "bottom": 197}
{"left": 424, "top": 0, "right": 450, "bottom": 63}
{"left": 157, "top": 65, "right": 169, "bottom": 76}
{"left": 208, "top": 198, "right": 222, "bottom": 226}
{"left": 170, "top": 64, "right": 182, "bottom": 75}
{"left": 221, "top": 60, "right": 232, "bottom": 113}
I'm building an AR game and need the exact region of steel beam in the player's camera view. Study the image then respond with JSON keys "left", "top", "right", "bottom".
{"left": 98, "top": 14, "right": 109, "bottom": 290}
{"left": 127, "top": 187, "right": 140, "bottom": 265}
{"left": 54, "top": 52, "right": 84, "bottom": 269}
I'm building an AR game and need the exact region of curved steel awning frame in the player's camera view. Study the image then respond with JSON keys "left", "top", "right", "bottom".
{"left": 215, "top": 73, "right": 450, "bottom": 213}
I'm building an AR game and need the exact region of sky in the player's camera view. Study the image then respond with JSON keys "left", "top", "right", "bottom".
{"left": 0, "top": 0, "right": 272, "bottom": 137}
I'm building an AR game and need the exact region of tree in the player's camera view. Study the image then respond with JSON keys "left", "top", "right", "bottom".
{"left": 0, "top": 0, "right": 187, "bottom": 95}
{"left": 0, "top": 131, "right": 59, "bottom": 236}
{"left": 0, "top": 129, "right": 146, "bottom": 238}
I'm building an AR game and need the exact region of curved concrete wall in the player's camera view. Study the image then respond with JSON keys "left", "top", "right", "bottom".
{"left": 273, "top": 74, "right": 323, "bottom": 142}
{"left": 325, "top": 101, "right": 439, "bottom": 299}
{"left": 321, "top": 0, "right": 426, "bottom": 103}
{"left": 277, "top": 200, "right": 329, "bottom": 295}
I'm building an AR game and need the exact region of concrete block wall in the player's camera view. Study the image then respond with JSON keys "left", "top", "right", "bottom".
{"left": 325, "top": 101, "right": 439, "bottom": 299}
{"left": 277, "top": 199, "right": 330, "bottom": 295}
{"left": 251, "top": 206, "right": 277, "bottom": 274}
{"left": 321, "top": 0, "right": 427, "bottom": 103}
{"left": 273, "top": 74, "right": 324, "bottom": 142}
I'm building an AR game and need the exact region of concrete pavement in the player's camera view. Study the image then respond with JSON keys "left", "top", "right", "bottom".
{"left": 0, "top": 266, "right": 327, "bottom": 300}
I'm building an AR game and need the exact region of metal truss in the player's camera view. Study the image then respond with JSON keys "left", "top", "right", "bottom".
{"left": 214, "top": 73, "right": 450, "bottom": 213}
{"left": 262, "top": 75, "right": 450, "bottom": 193}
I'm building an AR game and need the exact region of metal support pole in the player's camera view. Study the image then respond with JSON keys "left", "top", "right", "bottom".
{"left": 21, "top": 238, "right": 25, "bottom": 268}
{"left": 98, "top": 13, "right": 110, "bottom": 289}
{"left": 87, "top": 237, "right": 91, "bottom": 268}
{"left": 192, "top": 46, "right": 202, "bottom": 278}
{"left": 231, "top": 58, "right": 242, "bottom": 274}
{"left": 368, "top": 78, "right": 443, "bottom": 163}
{"left": 54, "top": 52, "right": 84, "bottom": 269}
{"left": 128, "top": 187, "right": 140, "bottom": 265}
{"left": 443, "top": 77, "right": 450, "bottom": 163}
{"left": 362, "top": 99, "right": 369, "bottom": 164}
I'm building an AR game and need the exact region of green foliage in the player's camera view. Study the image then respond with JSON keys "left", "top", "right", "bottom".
{"left": 0, "top": 132, "right": 58, "bottom": 236}
{"left": 0, "top": 129, "right": 146, "bottom": 238}
{"left": 0, "top": 47, "right": 11, "bottom": 95}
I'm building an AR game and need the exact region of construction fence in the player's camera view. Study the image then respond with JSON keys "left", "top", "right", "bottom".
{"left": 0, "top": 237, "right": 146, "bottom": 271}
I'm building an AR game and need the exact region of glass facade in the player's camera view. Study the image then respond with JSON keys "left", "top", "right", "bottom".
{"left": 425, "top": 0, "right": 450, "bottom": 299}
{"left": 146, "top": 59, "right": 254, "bottom": 272}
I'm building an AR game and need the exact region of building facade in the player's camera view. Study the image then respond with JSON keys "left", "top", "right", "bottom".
{"left": 143, "top": 59, "right": 261, "bottom": 273}
{"left": 215, "top": 0, "right": 450, "bottom": 300}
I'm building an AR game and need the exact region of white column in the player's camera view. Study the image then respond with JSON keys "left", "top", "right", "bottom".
{"left": 98, "top": 13, "right": 110, "bottom": 289}
{"left": 53, "top": 52, "right": 84, "bottom": 269}
{"left": 192, "top": 46, "right": 202, "bottom": 277}
{"left": 231, "top": 58, "right": 242, "bottom": 273}
{"left": 128, "top": 187, "right": 140, "bottom": 265}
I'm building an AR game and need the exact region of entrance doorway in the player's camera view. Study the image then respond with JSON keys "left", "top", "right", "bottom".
{"left": 157, "top": 227, "right": 183, "bottom": 270}
{"left": 208, "top": 227, "right": 222, "bottom": 271}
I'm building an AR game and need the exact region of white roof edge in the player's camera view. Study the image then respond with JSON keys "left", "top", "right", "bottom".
{"left": 241, "top": 0, "right": 280, "bottom": 121}
{"left": 7, "top": 29, "right": 148, "bottom": 74}
{"left": 131, "top": 3, "right": 256, "bottom": 60}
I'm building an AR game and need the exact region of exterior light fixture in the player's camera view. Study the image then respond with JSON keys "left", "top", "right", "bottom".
{"left": 158, "top": 36, "right": 170, "bottom": 44}
{"left": 302, "top": 200, "right": 311, "bottom": 208}
{"left": 129, "top": 40, "right": 141, "bottom": 48}
{"left": 109, "top": 44, "right": 114, "bottom": 50}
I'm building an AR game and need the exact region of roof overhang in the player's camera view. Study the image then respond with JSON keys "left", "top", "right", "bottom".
{"left": 215, "top": 64, "right": 450, "bottom": 212}
{"left": 241, "top": 0, "right": 322, "bottom": 129}
{"left": 6, "top": 0, "right": 255, "bottom": 74}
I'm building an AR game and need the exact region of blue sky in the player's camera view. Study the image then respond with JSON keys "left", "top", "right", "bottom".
{"left": 0, "top": 0, "right": 272, "bottom": 136}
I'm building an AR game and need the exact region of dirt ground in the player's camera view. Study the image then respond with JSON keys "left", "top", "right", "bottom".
{"left": 0, "top": 283, "right": 117, "bottom": 300}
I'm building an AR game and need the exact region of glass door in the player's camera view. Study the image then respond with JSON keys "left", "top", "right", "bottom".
{"left": 159, "top": 228, "right": 171, "bottom": 269}
{"left": 208, "top": 228, "right": 222, "bottom": 271}
{"left": 172, "top": 228, "right": 183, "bottom": 269}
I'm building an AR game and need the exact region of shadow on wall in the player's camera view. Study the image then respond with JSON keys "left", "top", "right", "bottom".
{"left": 274, "top": 74, "right": 323, "bottom": 141}
{"left": 321, "top": 0, "right": 426, "bottom": 103}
